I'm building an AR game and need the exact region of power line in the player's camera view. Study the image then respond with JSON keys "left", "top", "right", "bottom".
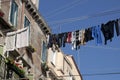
{"left": 45, "top": 0, "right": 81, "bottom": 17}
{"left": 48, "top": 8, "right": 120, "bottom": 25}
{"left": 49, "top": 72, "right": 120, "bottom": 78}
{"left": 46, "top": 0, "right": 84, "bottom": 19}
{"left": 82, "top": 72, "right": 120, "bottom": 76}
{"left": 83, "top": 45, "right": 120, "bottom": 51}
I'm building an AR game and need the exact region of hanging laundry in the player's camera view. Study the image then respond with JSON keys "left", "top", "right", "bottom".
{"left": 92, "top": 25, "right": 102, "bottom": 45}
{"left": 46, "top": 33, "right": 50, "bottom": 45}
{"left": 115, "top": 19, "right": 120, "bottom": 36}
{"left": 52, "top": 34, "right": 57, "bottom": 45}
{"left": 62, "top": 32, "right": 68, "bottom": 47}
{"left": 6, "top": 31, "right": 16, "bottom": 51}
{"left": 78, "top": 30, "right": 86, "bottom": 45}
{"left": 101, "top": 20, "right": 115, "bottom": 45}
{"left": 66, "top": 32, "right": 72, "bottom": 43}
{"left": 16, "top": 27, "right": 29, "bottom": 48}
{"left": 84, "top": 27, "right": 94, "bottom": 42}
{"left": 47, "top": 34, "right": 53, "bottom": 48}
{"left": 75, "top": 30, "right": 80, "bottom": 50}
{"left": 71, "top": 31, "right": 76, "bottom": 50}
{"left": 57, "top": 33, "right": 63, "bottom": 47}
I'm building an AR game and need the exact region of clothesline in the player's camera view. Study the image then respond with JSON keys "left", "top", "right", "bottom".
{"left": 46, "top": 18, "right": 120, "bottom": 51}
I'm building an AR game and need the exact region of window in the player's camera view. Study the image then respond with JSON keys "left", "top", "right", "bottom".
{"left": 24, "top": 16, "right": 30, "bottom": 28}
{"left": 41, "top": 41, "right": 47, "bottom": 63}
{"left": 24, "top": 16, "right": 30, "bottom": 43}
{"left": 10, "top": 0, "right": 18, "bottom": 27}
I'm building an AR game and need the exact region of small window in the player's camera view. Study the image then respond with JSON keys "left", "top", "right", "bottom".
{"left": 41, "top": 41, "right": 47, "bottom": 63}
{"left": 10, "top": 0, "right": 18, "bottom": 27}
{"left": 24, "top": 16, "right": 30, "bottom": 28}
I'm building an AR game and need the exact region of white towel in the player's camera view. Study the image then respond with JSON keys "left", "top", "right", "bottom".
{"left": 6, "top": 31, "right": 16, "bottom": 51}
{"left": 16, "top": 27, "right": 29, "bottom": 48}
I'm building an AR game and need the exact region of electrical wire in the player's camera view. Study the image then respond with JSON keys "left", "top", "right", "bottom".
{"left": 48, "top": 72, "right": 120, "bottom": 78}
{"left": 46, "top": 0, "right": 84, "bottom": 19}
{"left": 48, "top": 8, "right": 120, "bottom": 25}
{"left": 82, "top": 72, "right": 120, "bottom": 76}
{"left": 83, "top": 45, "right": 120, "bottom": 51}
{"left": 45, "top": 0, "right": 81, "bottom": 17}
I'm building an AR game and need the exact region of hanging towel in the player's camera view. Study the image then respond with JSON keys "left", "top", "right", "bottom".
{"left": 16, "top": 27, "right": 29, "bottom": 48}
{"left": 101, "top": 20, "right": 115, "bottom": 45}
{"left": 115, "top": 19, "right": 120, "bottom": 36}
{"left": 92, "top": 25, "right": 102, "bottom": 45}
{"left": 6, "top": 31, "right": 16, "bottom": 51}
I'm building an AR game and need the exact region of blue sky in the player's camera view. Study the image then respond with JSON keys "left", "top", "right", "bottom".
{"left": 40, "top": 0, "right": 120, "bottom": 80}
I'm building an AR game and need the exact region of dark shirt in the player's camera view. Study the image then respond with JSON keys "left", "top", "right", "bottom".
{"left": 101, "top": 20, "right": 115, "bottom": 45}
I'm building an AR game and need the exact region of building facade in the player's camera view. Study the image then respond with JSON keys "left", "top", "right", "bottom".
{"left": 46, "top": 46, "right": 83, "bottom": 80}
{"left": 0, "top": 0, "right": 82, "bottom": 80}
{"left": 0, "top": 0, "right": 50, "bottom": 80}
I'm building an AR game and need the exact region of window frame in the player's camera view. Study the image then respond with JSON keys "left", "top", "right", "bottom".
{"left": 24, "top": 16, "right": 30, "bottom": 28}
{"left": 23, "top": 15, "right": 31, "bottom": 43}
{"left": 9, "top": 0, "right": 18, "bottom": 27}
{"left": 41, "top": 41, "right": 47, "bottom": 63}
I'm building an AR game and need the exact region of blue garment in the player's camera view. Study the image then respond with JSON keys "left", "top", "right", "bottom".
{"left": 92, "top": 25, "right": 102, "bottom": 45}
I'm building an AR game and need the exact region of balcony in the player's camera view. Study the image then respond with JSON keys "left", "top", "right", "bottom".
{"left": 5, "top": 27, "right": 35, "bottom": 53}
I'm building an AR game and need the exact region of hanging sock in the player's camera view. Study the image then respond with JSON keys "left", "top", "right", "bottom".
{"left": 115, "top": 19, "right": 120, "bottom": 36}
{"left": 92, "top": 25, "right": 102, "bottom": 45}
{"left": 101, "top": 20, "right": 115, "bottom": 45}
